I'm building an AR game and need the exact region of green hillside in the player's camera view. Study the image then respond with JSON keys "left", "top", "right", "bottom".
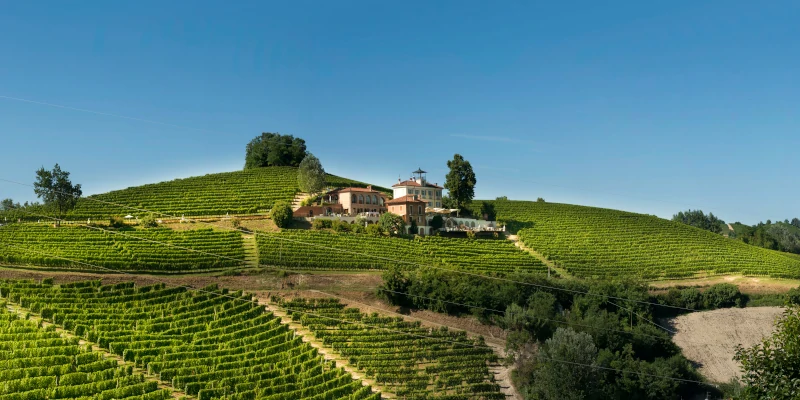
{"left": 474, "top": 200, "right": 800, "bottom": 280}
{"left": 0, "top": 225, "right": 244, "bottom": 272}
{"left": 256, "top": 229, "right": 547, "bottom": 274}
{"left": 68, "top": 167, "right": 391, "bottom": 219}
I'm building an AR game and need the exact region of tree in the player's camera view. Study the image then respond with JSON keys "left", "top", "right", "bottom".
{"left": 33, "top": 164, "right": 82, "bottom": 220}
{"left": 444, "top": 154, "right": 476, "bottom": 213}
{"left": 379, "top": 213, "right": 405, "bottom": 236}
{"left": 792, "top": 218, "right": 800, "bottom": 229}
{"left": 734, "top": 307, "right": 800, "bottom": 399}
{"left": 270, "top": 201, "right": 293, "bottom": 228}
{"left": 0, "top": 198, "right": 16, "bottom": 211}
{"left": 140, "top": 214, "right": 158, "bottom": 228}
{"left": 409, "top": 219, "right": 418, "bottom": 235}
{"left": 480, "top": 201, "right": 496, "bottom": 221}
{"left": 536, "top": 197, "right": 545, "bottom": 203}
{"left": 672, "top": 209, "right": 723, "bottom": 234}
{"left": 297, "top": 153, "right": 326, "bottom": 195}
{"left": 527, "top": 327, "right": 600, "bottom": 400}
{"left": 429, "top": 215, "right": 444, "bottom": 231}
{"left": 244, "top": 133, "right": 307, "bottom": 169}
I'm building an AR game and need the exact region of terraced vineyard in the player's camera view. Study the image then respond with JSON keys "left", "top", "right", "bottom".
{"left": 478, "top": 200, "right": 800, "bottom": 280}
{"left": 279, "top": 297, "right": 503, "bottom": 399}
{"left": 67, "top": 167, "right": 390, "bottom": 219}
{"left": 256, "top": 229, "right": 547, "bottom": 273}
{"left": 0, "top": 300, "right": 172, "bottom": 400}
{"left": 0, "top": 225, "right": 244, "bottom": 272}
{"left": 0, "top": 280, "right": 380, "bottom": 400}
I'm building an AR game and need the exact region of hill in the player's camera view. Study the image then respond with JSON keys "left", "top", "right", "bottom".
{"left": 473, "top": 200, "right": 800, "bottom": 280}
{"left": 67, "top": 167, "right": 391, "bottom": 219}
{"left": 256, "top": 229, "right": 547, "bottom": 274}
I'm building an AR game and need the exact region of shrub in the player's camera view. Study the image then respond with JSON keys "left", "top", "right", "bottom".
{"left": 786, "top": 287, "right": 800, "bottom": 306}
{"left": 703, "top": 283, "right": 743, "bottom": 308}
{"left": 270, "top": 201, "right": 293, "bottom": 229}
{"left": 301, "top": 197, "right": 317, "bottom": 207}
{"left": 429, "top": 215, "right": 443, "bottom": 231}
{"left": 140, "top": 214, "right": 158, "bottom": 228}
{"left": 351, "top": 224, "right": 366, "bottom": 234}
{"left": 108, "top": 216, "right": 127, "bottom": 228}
{"left": 366, "top": 224, "right": 383, "bottom": 236}
{"left": 332, "top": 220, "right": 350, "bottom": 232}
{"left": 679, "top": 287, "right": 703, "bottom": 310}
{"left": 312, "top": 219, "right": 332, "bottom": 230}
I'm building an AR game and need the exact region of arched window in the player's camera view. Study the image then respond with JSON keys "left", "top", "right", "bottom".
{"left": 372, "top": 195, "right": 378, "bottom": 205}
{"left": 365, "top": 195, "right": 371, "bottom": 205}
{"left": 379, "top": 196, "right": 384, "bottom": 205}
{"left": 359, "top": 195, "right": 364, "bottom": 204}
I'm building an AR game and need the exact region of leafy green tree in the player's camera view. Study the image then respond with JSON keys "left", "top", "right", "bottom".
{"left": 33, "top": 164, "right": 82, "bottom": 220}
{"left": 527, "top": 327, "right": 600, "bottom": 400}
{"left": 444, "top": 154, "right": 476, "bottom": 213}
{"left": 672, "top": 209, "right": 723, "bottom": 234}
{"left": 1, "top": 198, "right": 14, "bottom": 210}
{"left": 703, "top": 283, "right": 743, "bottom": 308}
{"left": 480, "top": 201, "right": 496, "bottom": 221}
{"left": 297, "top": 153, "right": 326, "bottom": 195}
{"left": 270, "top": 201, "right": 293, "bottom": 228}
{"left": 409, "top": 219, "right": 418, "bottom": 235}
{"left": 140, "top": 214, "right": 158, "bottom": 228}
{"left": 244, "top": 132, "right": 307, "bottom": 169}
{"left": 429, "top": 215, "right": 444, "bottom": 231}
{"left": 734, "top": 307, "right": 800, "bottom": 399}
{"left": 379, "top": 212, "right": 405, "bottom": 236}
{"left": 792, "top": 218, "right": 800, "bottom": 229}
{"left": 536, "top": 197, "right": 545, "bottom": 203}
{"left": 786, "top": 287, "right": 800, "bottom": 306}
{"left": 365, "top": 224, "right": 383, "bottom": 236}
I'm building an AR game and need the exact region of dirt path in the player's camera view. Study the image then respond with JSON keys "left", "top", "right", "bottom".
{"left": 3, "top": 302, "right": 188, "bottom": 399}
{"left": 266, "top": 304, "right": 389, "bottom": 398}
{"left": 669, "top": 307, "right": 784, "bottom": 383}
{"left": 242, "top": 234, "right": 259, "bottom": 268}
{"left": 262, "top": 290, "right": 521, "bottom": 400}
{"left": 650, "top": 275, "right": 800, "bottom": 294}
{"left": 507, "top": 234, "right": 571, "bottom": 279}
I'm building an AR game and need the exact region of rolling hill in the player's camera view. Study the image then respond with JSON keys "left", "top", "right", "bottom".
{"left": 474, "top": 200, "right": 800, "bottom": 280}
{"left": 67, "top": 167, "right": 391, "bottom": 219}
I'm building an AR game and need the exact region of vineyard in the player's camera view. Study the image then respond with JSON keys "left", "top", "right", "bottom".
{"left": 67, "top": 167, "right": 390, "bottom": 219}
{"left": 0, "top": 225, "right": 244, "bottom": 272}
{"left": 0, "top": 301, "right": 171, "bottom": 400}
{"left": 0, "top": 280, "right": 380, "bottom": 400}
{"left": 477, "top": 200, "right": 800, "bottom": 280}
{"left": 278, "top": 297, "right": 503, "bottom": 399}
{"left": 256, "top": 229, "right": 547, "bottom": 273}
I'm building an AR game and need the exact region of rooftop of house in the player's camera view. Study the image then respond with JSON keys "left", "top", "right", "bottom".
{"left": 392, "top": 179, "right": 443, "bottom": 189}
{"left": 386, "top": 195, "right": 427, "bottom": 205}
{"left": 326, "top": 186, "right": 387, "bottom": 195}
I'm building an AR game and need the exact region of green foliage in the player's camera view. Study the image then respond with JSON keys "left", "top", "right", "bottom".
{"left": 231, "top": 217, "right": 241, "bottom": 228}
{"left": 33, "top": 164, "right": 83, "bottom": 218}
{"left": 0, "top": 281, "right": 373, "bottom": 399}
{"left": 444, "top": 154, "right": 476, "bottom": 213}
{"left": 378, "top": 213, "right": 405, "bottom": 236}
{"left": 244, "top": 132, "right": 307, "bottom": 169}
{"left": 300, "top": 196, "right": 317, "bottom": 207}
{"left": 108, "top": 216, "right": 127, "bottom": 228}
{"left": 672, "top": 209, "right": 723, "bottom": 234}
{"left": 312, "top": 218, "right": 332, "bottom": 230}
{"left": 0, "top": 224, "right": 245, "bottom": 272}
{"left": 735, "top": 307, "right": 800, "bottom": 399}
{"left": 786, "top": 287, "right": 800, "bottom": 306}
{"left": 525, "top": 328, "right": 599, "bottom": 400}
{"left": 139, "top": 214, "right": 158, "bottom": 228}
{"left": 702, "top": 283, "right": 743, "bottom": 308}
{"left": 297, "top": 153, "right": 326, "bottom": 195}
{"left": 331, "top": 220, "right": 351, "bottom": 232}
{"left": 479, "top": 201, "right": 496, "bottom": 221}
{"left": 258, "top": 229, "right": 545, "bottom": 272}
{"left": 0, "top": 198, "right": 17, "bottom": 211}
{"left": 429, "top": 215, "right": 444, "bottom": 231}
{"left": 536, "top": 197, "right": 545, "bottom": 203}
{"left": 269, "top": 200, "right": 293, "bottom": 229}
{"left": 408, "top": 219, "right": 418, "bottom": 236}
{"left": 472, "top": 200, "right": 800, "bottom": 279}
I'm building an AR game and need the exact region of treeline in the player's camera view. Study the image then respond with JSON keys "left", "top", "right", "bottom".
{"left": 673, "top": 209, "right": 800, "bottom": 255}
{"left": 379, "top": 268, "right": 709, "bottom": 398}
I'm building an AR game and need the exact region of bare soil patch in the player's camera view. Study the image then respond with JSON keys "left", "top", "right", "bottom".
{"left": 669, "top": 307, "right": 784, "bottom": 383}
{"left": 650, "top": 275, "right": 800, "bottom": 294}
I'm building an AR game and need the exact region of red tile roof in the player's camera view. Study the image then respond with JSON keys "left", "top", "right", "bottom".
{"left": 386, "top": 195, "right": 427, "bottom": 205}
{"left": 392, "top": 180, "right": 443, "bottom": 189}
{"left": 327, "top": 187, "right": 385, "bottom": 195}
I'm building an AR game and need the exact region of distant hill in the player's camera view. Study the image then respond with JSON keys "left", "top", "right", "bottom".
{"left": 473, "top": 200, "right": 800, "bottom": 280}
{"left": 68, "top": 167, "right": 390, "bottom": 219}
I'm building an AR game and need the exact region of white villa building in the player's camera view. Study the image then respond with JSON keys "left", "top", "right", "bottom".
{"left": 392, "top": 168, "right": 443, "bottom": 209}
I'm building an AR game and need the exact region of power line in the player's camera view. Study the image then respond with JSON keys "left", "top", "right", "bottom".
{"left": 0, "top": 240, "right": 715, "bottom": 388}
{"left": 0, "top": 177, "right": 703, "bottom": 314}
{"left": 5, "top": 207, "right": 697, "bottom": 340}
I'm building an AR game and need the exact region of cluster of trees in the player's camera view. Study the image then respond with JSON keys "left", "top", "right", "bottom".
{"left": 673, "top": 209, "right": 800, "bottom": 255}
{"left": 1, "top": 164, "right": 82, "bottom": 224}
{"left": 244, "top": 133, "right": 307, "bottom": 169}
{"left": 672, "top": 209, "right": 723, "bottom": 234}
{"left": 379, "top": 268, "right": 706, "bottom": 398}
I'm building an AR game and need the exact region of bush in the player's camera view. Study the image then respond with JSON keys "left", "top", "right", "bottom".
{"left": 786, "top": 287, "right": 800, "bottom": 306}
{"left": 270, "top": 201, "right": 293, "bottom": 229}
{"left": 300, "top": 197, "right": 317, "bottom": 207}
{"left": 312, "top": 219, "right": 332, "bottom": 230}
{"left": 703, "top": 283, "right": 743, "bottom": 308}
{"left": 140, "top": 214, "right": 158, "bottom": 228}
{"left": 351, "top": 224, "right": 366, "bottom": 234}
{"left": 108, "top": 216, "right": 127, "bottom": 228}
{"left": 366, "top": 224, "right": 383, "bottom": 236}
{"left": 332, "top": 220, "right": 350, "bottom": 232}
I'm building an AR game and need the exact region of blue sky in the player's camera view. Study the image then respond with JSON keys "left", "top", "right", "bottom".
{"left": 1, "top": 1, "right": 797, "bottom": 224}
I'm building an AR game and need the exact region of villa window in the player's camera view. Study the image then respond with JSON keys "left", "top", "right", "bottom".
{"left": 366, "top": 196, "right": 371, "bottom": 205}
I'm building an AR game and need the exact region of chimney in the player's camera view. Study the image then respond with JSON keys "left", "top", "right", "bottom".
{"left": 367, "top": 185, "right": 372, "bottom": 190}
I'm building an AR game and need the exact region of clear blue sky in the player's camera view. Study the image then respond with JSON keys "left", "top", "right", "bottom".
{"left": 1, "top": 1, "right": 797, "bottom": 224}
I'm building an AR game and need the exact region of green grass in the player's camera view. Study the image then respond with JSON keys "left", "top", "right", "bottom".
{"left": 475, "top": 200, "right": 800, "bottom": 280}
{"left": 256, "top": 229, "right": 547, "bottom": 274}
{"left": 67, "top": 166, "right": 390, "bottom": 219}
{"left": 0, "top": 224, "right": 245, "bottom": 272}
